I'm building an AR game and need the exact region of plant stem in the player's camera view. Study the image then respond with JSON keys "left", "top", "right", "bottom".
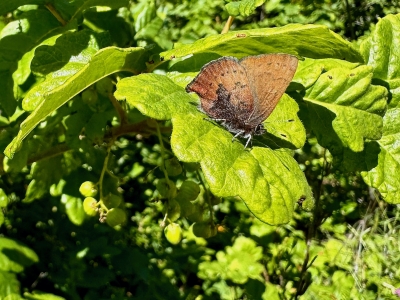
{"left": 156, "top": 122, "right": 169, "bottom": 182}
{"left": 45, "top": 3, "right": 67, "bottom": 26}
{"left": 109, "top": 93, "right": 128, "bottom": 125}
{"left": 221, "top": 16, "right": 234, "bottom": 34}
{"left": 99, "top": 142, "right": 113, "bottom": 204}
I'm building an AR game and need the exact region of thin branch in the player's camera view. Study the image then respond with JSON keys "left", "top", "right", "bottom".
{"left": 45, "top": 3, "right": 67, "bottom": 26}
{"left": 221, "top": 16, "right": 234, "bottom": 34}
{"left": 108, "top": 93, "right": 128, "bottom": 125}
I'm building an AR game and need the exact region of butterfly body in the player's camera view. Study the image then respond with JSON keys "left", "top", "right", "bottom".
{"left": 186, "top": 54, "right": 298, "bottom": 147}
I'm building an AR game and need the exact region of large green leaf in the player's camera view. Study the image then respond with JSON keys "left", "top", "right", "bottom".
{"left": 115, "top": 73, "right": 312, "bottom": 225}
{"left": 154, "top": 24, "right": 363, "bottom": 72}
{"left": 4, "top": 30, "right": 150, "bottom": 158}
{"left": 359, "top": 14, "right": 400, "bottom": 203}
{"left": 294, "top": 58, "right": 387, "bottom": 158}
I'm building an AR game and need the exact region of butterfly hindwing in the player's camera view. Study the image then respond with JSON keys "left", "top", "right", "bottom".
{"left": 239, "top": 54, "right": 298, "bottom": 126}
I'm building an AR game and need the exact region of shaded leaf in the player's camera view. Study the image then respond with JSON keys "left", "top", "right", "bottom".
{"left": 0, "top": 237, "right": 38, "bottom": 273}
{"left": 0, "top": 9, "right": 61, "bottom": 116}
{"left": 0, "top": 0, "right": 46, "bottom": 16}
{"left": 24, "top": 156, "right": 64, "bottom": 203}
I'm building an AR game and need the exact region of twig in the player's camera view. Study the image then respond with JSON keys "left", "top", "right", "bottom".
{"left": 221, "top": 16, "right": 234, "bottom": 34}
{"left": 45, "top": 3, "right": 67, "bottom": 26}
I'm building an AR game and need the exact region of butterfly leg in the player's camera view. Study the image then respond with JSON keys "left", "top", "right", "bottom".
{"left": 231, "top": 131, "right": 245, "bottom": 143}
{"left": 244, "top": 135, "right": 253, "bottom": 148}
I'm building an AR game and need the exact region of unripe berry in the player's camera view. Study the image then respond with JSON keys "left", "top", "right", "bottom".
{"left": 164, "top": 223, "right": 182, "bottom": 245}
{"left": 79, "top": 181, "right": 98, "bottom": 197}
{"left": 178, "top": 181, "right": 200, "bottom": 201}
{"left": 192, "top": 222, "right": 216, "bottom": 238}
{"left": 103, "top": 193, "right": 122, "bottom": 209}
{"left": 106, "top": 208, "right": 127, "bottom": 227}
{"left": 156, "top": 179, "right": 177, "bottom": 199}
{"left": 165, "top": 157, "right": 182, "bottom": 177}
{"left": 83, "top": 197, "right": 98, "bottom": 217}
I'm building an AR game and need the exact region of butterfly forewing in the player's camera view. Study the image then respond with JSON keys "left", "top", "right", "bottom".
{"left": 239, "top": 54, "right": 298, "bottom": 126}
{"left": 186, "top": 57, "right": 254, "bottom": 122}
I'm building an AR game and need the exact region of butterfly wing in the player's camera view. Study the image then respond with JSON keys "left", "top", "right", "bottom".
{"left": 239, "top": 54, "right": 298, "bottom": 126}
{"left": 186, "top": 57, "right": 254, "bottom": 122}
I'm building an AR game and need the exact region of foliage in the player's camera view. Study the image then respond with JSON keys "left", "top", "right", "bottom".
{"left": 1, "top": 1, "right": 400, "bottom": 299}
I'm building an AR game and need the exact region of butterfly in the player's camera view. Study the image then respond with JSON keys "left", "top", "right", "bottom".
{"left": 186, "top": 53, "right": 298, "bottom": 148}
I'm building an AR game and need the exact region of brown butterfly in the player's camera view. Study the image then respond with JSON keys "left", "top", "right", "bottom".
{"left": 186, "top": 54, "right": 298, "bottom": 147}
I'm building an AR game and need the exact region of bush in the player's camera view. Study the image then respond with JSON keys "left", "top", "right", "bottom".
{"left": 1, "top": 1, "right": 400, "bottom": 299}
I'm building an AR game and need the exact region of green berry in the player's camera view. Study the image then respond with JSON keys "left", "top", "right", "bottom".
{"left": 186, "top": 205, "right": 203, "bottom": 222}
{"left": 164, "top": 223, "right": 182, "bottom": 245}
{"left": 79, "top": 181, "right": 98, "bottom": 197}
{"left": 192, "top": 222, "right": 216, "bottom": 238}
{"left": 184, "top": 162, "right": 200, "bottom": 172}
{"left": 156, "top": 179, "right": 177, "bottom": 198}
{"left": 106, "top": 208, "right": 127, "bottom": 227}
{"left": 164, "top": 199, "right": 181, "bottom": 222}
{"left": 96, "top": 77, "right": 114, "bottom": 97}
{"left": 165, "top": 158, "right": 182, "bottom": 177}
{"left": 175, "top": 197, "right": 195, "bottom": 217}
{"left": 178, "top": 181, "right": 200, "bottom": 201}
{"left": 83, "top": 197, "right": 98, "bottom": 217}
{"left": 82, "top": 89, "right": 98, "bottom": 105}
{"left": 210, "top": 195, "right": 222, "bottom": 205}
{"left": 103, "top": 193, "right": 122, "bottom": 209}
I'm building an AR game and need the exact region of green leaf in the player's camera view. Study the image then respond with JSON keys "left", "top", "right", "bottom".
{"left": 198, "top": 236, "right": 264, "bottom": 284}
{"left": 23, "top": 290, "right": 66, "bottom": 300}
{"left": 61, "top": 194, "right": 85, "bottom": 226}
{"left": 24, "top": 156, "right": 63, "bottom": 203}
{"left": 359, "top": 14, "right": 400, "bottom": 203}
{"left": 68, "top": 0, "right": 129, "bottom": 21}
{"left": 0, "top": 0, "right": 46, "bottom": 15}
{"left": 131, "top": 0, "right": 156, "bottom": 33}
{"left": 0, "top": 9, "right": 61, "bottom": 116}
{"left": 0, "top": 237, "right": 39, "bottom": 273}
{"left": 295, "top": 58, "right": 387, "bottom": 156}
{"left": 225, "top": 0, "right": 266, "bottom": 17}
{"left": 0, "top": 211, "right": 4, "bottom": 227}
{"left": 115, "top": 74, "right": 312, "bottom": 224}
{"left": 0, "top": 271, "right": 20, "bottom": 299}
{"left": 157, "top": 24, "right": 363, "bottom": 72}
{"left": 0, "top": 188, "right": 9, "bottom": 210}
{"left": 4, "top": 31, "right": 149, "bottom": 158}
{"left": 3, "top": 142, "right": 29, "bottom": 173}
{"left": 262, "top": 283, "right": 280, "bottom": 300}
